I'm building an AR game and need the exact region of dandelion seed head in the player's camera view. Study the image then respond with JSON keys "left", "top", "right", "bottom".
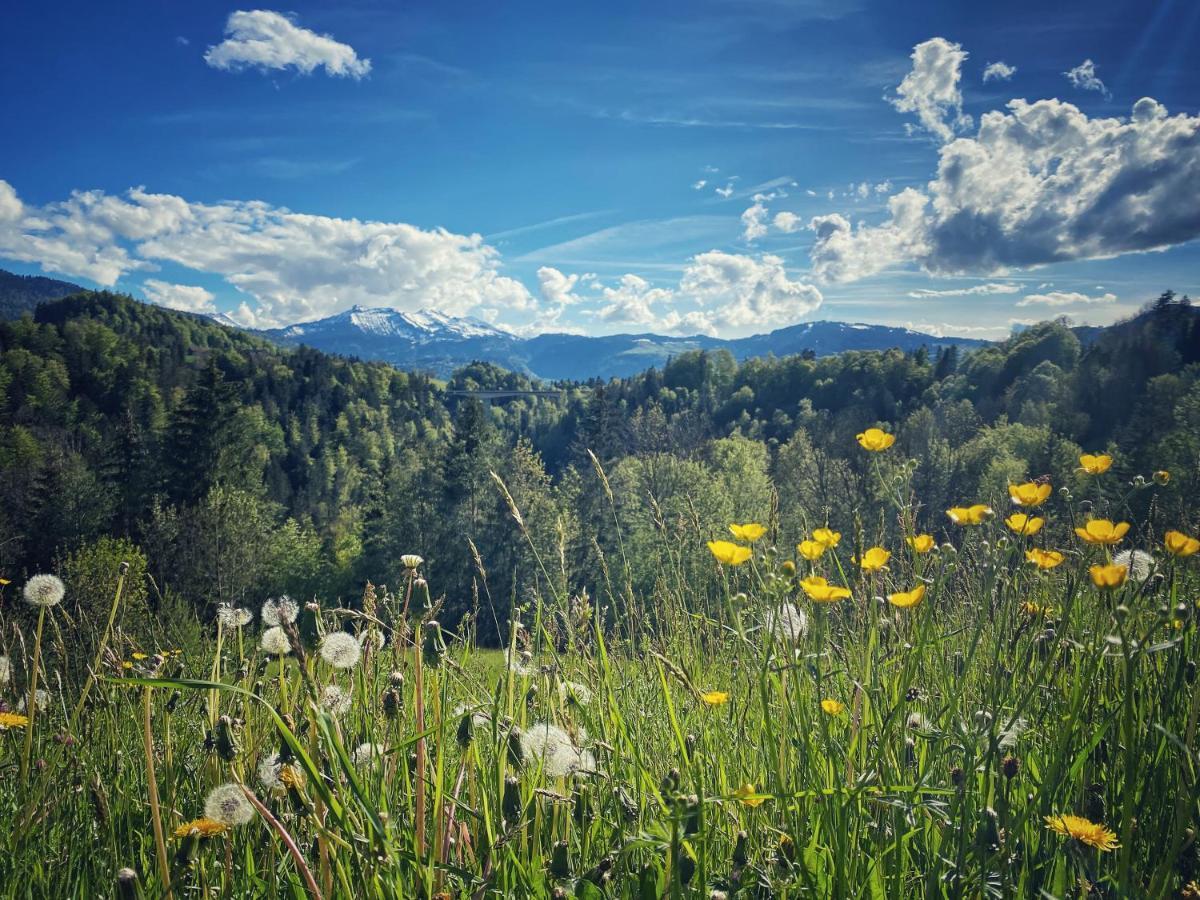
{"left": 518, "top": 723, "right": 592, "bottom": 778}
{"left": 0, "top": 655, "right": 9, "bottom": 686}
{"left": 217, "top": 604, "right": 253, "bottom": 629}
{"left": 319, "top": 631, "right": 362, "bottom": 670}
{"left": 18, "top": 688, "right": 51, "bottom": 713}
{"left": 256, "top": 753, "right": 283, "bottom": 790}
{"left": 261, "top": 596, "right": 298, "bottom": 627}
{"left": 906, "top": 713, "right": 929, "bottom": 731}
{"left": 260, "top": 626, "right": 291, "bottom": 656}
{"left": 999, "top": 716, "right": 1028, "bottom": 750}
{"left": 23, "top": 574, "right": 65, "bottom": 608}
{"left": 401, "top": 554, "right": 424, "bottom": 569}
{"left": 320, "top": 684, "right": 351, "bottom": 717}
{"left": 557, "top": 680, "right": 592, "bottom": 705}
{"left": 358, "top": 629, "right": 385, "bottom": 652}
{"left": 351, "top": 742, "right": 385, "bottom": 767}
{"left": 203, "top": 783, "right": 254, "bottom": 826}
{"left": 765, "top": 604, "right": 808, "bottom": 643}
{"left": 506, "top": 648, "right": 532, "bottom": 676}
{"left": 1112, "top": 549, "right": 1154, "bottom": 583}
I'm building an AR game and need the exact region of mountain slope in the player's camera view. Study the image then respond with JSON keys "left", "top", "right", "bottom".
{"left": 0, "top": 268, "right": 85, "bottom": 319}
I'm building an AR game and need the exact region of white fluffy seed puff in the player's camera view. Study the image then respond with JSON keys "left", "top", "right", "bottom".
{"left": 319, "top": 631, "right": 362, "bottom": 670}
{"left": 260, "top": 626, "right": 292, "bottom": 656}
{"left": 204, "top": 783, "right": 255, "bottom": 826}
{"left": 23, "top": 574, "right": 65, "bottom": 608}
{"left": 261, "top": 596, "right": 299, "bottom": 627}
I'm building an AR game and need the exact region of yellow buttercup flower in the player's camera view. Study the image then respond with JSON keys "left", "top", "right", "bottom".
{"left": 1044, "top": 814, "right": 1119, "bottom": 851}
{"left": 797, "top": 539, "right": 826, "bottom": 561}
{"left": 1090, "top": 563, "right": 1127, "bottom": 589}
{"left": 888, "top": 585, "right": 926, "bottom": 609}
{"left": 855, "top": 546, "right": 891, "bottom": 572}
{"left": 1008, "top": 481, "right": 1051, "bottom": 507}
{"left": 1026, "top": 548, "right": 1065, "bottom": 570}
{"left": 812, "top": 527, "right": 841, "bottom": 549}
{"left": 1164, "top": 530, "right": 1200, "bottom": 557}
{"left": 1021, "top": 601, "right": 1054, "bottom": 617}
{"left": 732, "top": 784, "right": 767, "bottom": 807}
{"left": 947, "top": 504, "right": 993, "bottom": 526}
{"left": 1005, "top": 513, "right": 1044, "bottom": 536}
{"left": 856, "top": 427, "right": 895, "bottom": 452}
{"left": 729, "top": 523, "right": 766, "bottom": 542}
{"left": 173, "top": 818, "right": 228, "bottom": 840}
{"left": 1078, "top": 453, "right": 1112, "bottom": 475}
{"left": 1153, "top": 470, "right": 1170, "bottom": 485}
{"left": 820, "top": 698, "right": 845, "bottom": 715}
{"left": 707, "top": 541, "right": 752, "bottom": 566}
{"left": 1074, "top": 519, "right": 1129, "bottom": 546}
{"left": 699, "top": 690, "right": 730, "bottom": 707}
{"left": 907, "top": 534, "right": 935, "bottom": 554}
{"left": 800, "top": 576, "right": 851, "bottom": 603}
{"left": 0, "top": 711, "right": 30, "bottom": 729}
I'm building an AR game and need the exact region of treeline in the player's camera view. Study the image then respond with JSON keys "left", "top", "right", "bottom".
{"left": 0, "top": 290, "right": 1196, "bottom": 644}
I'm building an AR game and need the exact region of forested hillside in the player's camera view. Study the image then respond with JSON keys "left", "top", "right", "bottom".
{"left": 1, "top": 289, "right": 1196, "bottom": 643}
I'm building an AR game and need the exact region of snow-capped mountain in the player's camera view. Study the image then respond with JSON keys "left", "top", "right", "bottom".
{"left": 251, "top": 305, "right": 988, "bottom": 380}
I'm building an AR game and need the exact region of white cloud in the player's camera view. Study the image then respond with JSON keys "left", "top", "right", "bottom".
{"left": 1017, "top": 290, "right": 1117, "bottom": 307}
{"left": 595, "top": 274, "right": 674, "bottom": 326}
{"left": 142, "top": 279, "right": 216, "bottom": 313}
{"left": 1064, "top": 59, "right": 1109, "bottom": 98}
{"left": 679, "top": 251, "right": 822, "bottom": 328}
{"left": 536, "top": 266, "right": 584, "bottom": 306}
{"left": 715, "top": 184, "right": 734, "bottom": 198}
{"left": 0, "top": 179, "right": 532, "bottom": 327}
{"left": 204, "top": 10, "right": 371, "bottom": 79}
{"left": 907, "top": 282, "right": 1021, "bottom": 298}
{"left": 810, "top": 96, "right": 1200, "bottom": 282}
{"left": 773, "top": 211, "right": 802, "bottom": 233}
{"left": 982, "top": 61, "right": 1016, "bottom": 83}
{"left": 740, "top": 195, "right": 770, "bottom": 242}
{"left": 874, "top": 180, "right": 892, "bottom": 194}
{"left": 890, "top": 37, "right": 972, "bottom": 142}
{"left": 692, "top": 179, "right": 708, "bottom": 190}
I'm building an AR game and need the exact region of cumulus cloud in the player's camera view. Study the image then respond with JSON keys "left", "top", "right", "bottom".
{"left": 715, "top": 184, "right": 734, "bottom": 198}
{"left": 773, "top": 211, "right": 802, "bottom": 233}
{"left": 205, "top": 10, "right": 371, "bottom": 79}
{"left": 595, "top": 274, "right": 675, "bottom": 326}
{"left": 680, "top": 251, "right": 822, "bottom": 329}
{"left": 810, "top": 96, "right": 1200, "bottom": 282}
{"left": 0, "top": 179, "right": 532, "bottom": 327}
{"left": 907, "top": 282, "right": 1020, "bottom": 298}
{"left": 740, "top": 195, "right": 770, "bottom": 242}
{"left": 142, "top": 279, "right": 217, "bottom": 313}
{"left": 982, "top": 61, "right": 1016, "bottom": 83}
{"left": 890, "top": 37, "right": 972, "bottom": 141}
{"left": 1017, "top": 290, "right": 1117, "bottom": 307}
{"left": 536, "top": 266, "right": 584, "bottom": 306}
{"left": 1064, "top": 59, "right": 1109, "bottom": 98}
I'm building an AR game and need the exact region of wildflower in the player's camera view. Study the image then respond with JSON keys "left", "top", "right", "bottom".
{"left": 351, "top": 743, "right": 385, "bottom": 768}
{"left": 259, "top": 626, "right": 291, "bottom": 656}
{"left": 947, "top": 505, "right": 993, "bottom": 526}
{"left": 558, "top": 680, "right": 593, "bottom": 705}
{"left": 1165, "top": 530, "right": 1200, "bottom": 557}
{"left": 1089, "top": 564, "right": 1128, "bottom": 589}
{"left": 732, "top": 784, "right": 767, "bottom": 807}
{"left": 1044, "top": 814, "right": 1119, "bottom": 851}
{"left": 517, "top": 723, "right": 594, "bottom": 777}
{"left": 907, "top": 534, "right": 935, "bottom": 554}
{"left": 855, "top": 547, "right": 890, "bottom": 572}
{"left": 204, "top": 783, "right": 254, "bottom": 827}
{"left": 401, "top": 554, "right": 424, "bottom": 569}
{"left": 318, "top": 631, "right": 362, "bottom": 670}
{"left": 856, "top": 427, "right": 895, "bottom": 452}
{"left": 358, "top": 629, "right": 385, "bottom": 652}
{"left": 729, "top": 523, "right": 766, "bottom": 542}
{"left": 1075, "top": 519, "right": 1129, "bottom": 546}
{"left": 256, "top": 753, "right": 286, "bottom": 790}
{"left": 707, "top": 540, "right": 752, "bottom": 566}
{"left": 1021, "top": 601, "right": 1054, "bottom": 617}
{"left": 261, "top": 596, "right": 298, "bottom": 627}
{"left": 173, "top": 818, "right": 227, "bottom": 840}
{"left": 216, "top": 605, "right": 252, "bottom": 629}
{"left": 1153, "top": 469, "right": 1170, "bottom": 485}
{"left": 1078, "top": 453, "right": 1113, "bottom": 475}
{"left": 1001, "top": 755, "right": 1020, "bottom": 779}
{"left": 812, "top": 528, "right": 841, "bottom": 549}
{"left": 764, "top": 604, "right": 808, "bottom": 643}
{"left": 1008, "top": 482, "right": 1051, "bottom": 507}
{"left": 700, "top": 690, "right": 729, "bottom": 706}
{"left": 1112, "top": 549, "right": 1154, "bottom": 583}
{"left": 1005, "top": 513, "right": 1044, "bottom": 536}
{"left": 1026, "top": 548, "right": 1065, "bottom": 570}
{"left": 320, "top": 684, "right": 351, "bottom": 717}
{"left": 0, "top": 655, "right": 9, "bottom": 686}
{"left": 797, "top": 539, "right": 825, "bottom": 561}
{"left": 888, "top": 585, "right": 926, "bottom": 609}
{"left": 799, "top": 576, "right": 851, "bottom": 603}
{"left": 0, "top": 711, "right": 30, "bottom": 729}
{"left": 18, "top": 689, "right": 50, "bottom": 713}
{"left": 23, "top": 574, "right": 65, "bottom": 608}
{"left": 820, "top": 698, "right": 845, "bottom": 715}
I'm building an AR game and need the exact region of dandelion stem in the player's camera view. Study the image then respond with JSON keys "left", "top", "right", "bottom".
{"left": 20, "top": 605, "right": 47, "bottom": 785}
{"left": 141, "top": 686, "right": 173, "bottom": 899}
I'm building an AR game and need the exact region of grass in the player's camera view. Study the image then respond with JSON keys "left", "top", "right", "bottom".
{"left": 0, "top": 448, "right": 1198, "bottom": 898}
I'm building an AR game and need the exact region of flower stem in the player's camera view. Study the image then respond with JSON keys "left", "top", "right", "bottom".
{"left": 20, "top": 606, "right": 46, "bottom": 785}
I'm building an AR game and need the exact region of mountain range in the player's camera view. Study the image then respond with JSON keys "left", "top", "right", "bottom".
{"left": 0, "top": 268, "right": 988, "bottom": 380}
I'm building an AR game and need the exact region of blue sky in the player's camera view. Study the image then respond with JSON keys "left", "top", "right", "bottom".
{"left": 1, "top": 0, "right": 1198, "bottom": 338}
